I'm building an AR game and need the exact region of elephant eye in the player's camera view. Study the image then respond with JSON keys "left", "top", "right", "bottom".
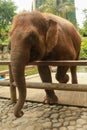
{"left": 24, "top": 31, "right": 39, "bottom": 45}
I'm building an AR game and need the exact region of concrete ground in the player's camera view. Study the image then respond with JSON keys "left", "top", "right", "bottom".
{"left": 1, "top": 98, "right": 87, "bottom": 130}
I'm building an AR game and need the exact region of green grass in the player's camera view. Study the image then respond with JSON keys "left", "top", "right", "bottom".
{"left": 0, "top": 65, "right": 8, "bottom": 71}
{"left": 25, "top": 67, "right": 38, "bottom": 76}
{"left": 0, "top": 65, "right": 38, "bottom": 76}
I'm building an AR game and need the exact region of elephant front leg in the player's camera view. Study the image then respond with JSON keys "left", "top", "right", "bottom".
{"left": 56, "top": 66, "right": 69, "bottom": 83}
{"left": 37, "top": 65, "right": 58, "bottom": 104}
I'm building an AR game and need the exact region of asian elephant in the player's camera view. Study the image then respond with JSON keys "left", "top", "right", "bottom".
{"left": 10, "top": 11, "right": 81, "bottom": 117}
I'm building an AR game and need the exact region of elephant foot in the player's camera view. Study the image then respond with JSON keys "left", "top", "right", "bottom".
{"left": 56, "top": 74, "right": 69, "bottom": 83}
{"left": 14, "top": 110, "right": 24, "bottom": 118}
{"left": 43, "top": 94, "right": 58, "bottom": 104}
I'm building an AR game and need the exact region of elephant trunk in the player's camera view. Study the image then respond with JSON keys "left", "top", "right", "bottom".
{"left": 11, "top": 50, "right": 26, "bottom": 117}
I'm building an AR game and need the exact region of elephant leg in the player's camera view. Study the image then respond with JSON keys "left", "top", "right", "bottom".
{"left": 70, "top": 66, "right": 78, "bottom": 84}
{"left": 56, "top": 66, "right": 69, "bottom": 83}
{"left": 37, "top": 65, "right": 58, "bottom": 104}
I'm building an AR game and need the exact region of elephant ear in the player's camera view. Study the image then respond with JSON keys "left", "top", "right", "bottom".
{"left": 46, "top": 19, "right": 58, "bottom": 53}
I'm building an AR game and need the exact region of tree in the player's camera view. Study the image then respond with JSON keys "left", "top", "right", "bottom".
{"left": 38, "top": 0, "right": 74, "bottom": 17}
{"left": 82, "top": 9, "right": 87, "bottom": 36}
{"left": 79, "top": 9, "right": 87, "bottom": 36}
{"left": 38, "top": 0, "right": 77, "bottom": 26}
{"left": 0, "top": 0, "right": 17, "bottom": 42}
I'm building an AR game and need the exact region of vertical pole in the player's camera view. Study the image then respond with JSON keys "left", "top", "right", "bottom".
{"left": 33, "top": 0, "right": 36, "bottom": 11}
{"left": 9, "top": 64, "right": 17, "bottom": 103}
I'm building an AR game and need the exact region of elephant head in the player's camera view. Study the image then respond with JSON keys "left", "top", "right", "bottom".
{"left": 11, "top": 12, "right": 81, "bottom": 117}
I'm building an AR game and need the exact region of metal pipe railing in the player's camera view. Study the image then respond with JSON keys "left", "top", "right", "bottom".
{"left": 0, "top": 60, "right": 87, "bottom": 103}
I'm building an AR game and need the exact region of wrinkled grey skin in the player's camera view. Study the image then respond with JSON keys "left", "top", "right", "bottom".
{"left": 10, "top": 11, "right": 81, "bottom": 117}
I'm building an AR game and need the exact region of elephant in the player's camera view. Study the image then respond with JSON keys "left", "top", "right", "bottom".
{"left": 10, "top": 11, "right": 81, "bottom": 117}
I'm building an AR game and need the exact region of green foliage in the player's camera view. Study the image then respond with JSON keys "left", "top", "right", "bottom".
{"left": 80, "top": 38, "right": 87, "bottom": 59}
{"left": 36, "top": 0, "right": 45, "bottom": 8}
{"left": 39, "top": 0, "right": 74, "bottom": 17}
{"left": 83, "top": 9, "right": 87, "bottom": 35}
{"left": 79, "top": 28, "right": 87, "bottom": 37}
{"left": 0, "top": 0, "right": 17, "bottom": 43}
{"left": 80, "top": 9, "right": 87, "bottom": 36}
{"left": 38, "top": 0, "right": 57, "bottom": 14}
{"left": 38, "top": 0, "right": 76, "bottom": 26}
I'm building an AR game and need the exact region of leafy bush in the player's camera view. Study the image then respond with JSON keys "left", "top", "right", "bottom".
{"left": 80, "top": 38, "right": 87, "bottom": 59}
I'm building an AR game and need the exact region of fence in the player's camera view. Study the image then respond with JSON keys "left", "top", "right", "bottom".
{"left": 0, "top": 60, "right": 87, "bottom": 103}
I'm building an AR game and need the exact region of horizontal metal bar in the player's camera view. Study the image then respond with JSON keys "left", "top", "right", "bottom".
{"left": 26, "top": 82, "right": 87, "bottom": 92}
{"left": 0, "top": 80, "right": 10, "bottom": 86}
{"left": 0, "top": 60, "right": 87, "bottom": 66}
{"left": 0, "top": 61, "right": 10, "bottom": 65}
{"left": 29, "top": 60, "right": 87, "bottom": 66}
{"left": 1, "top": 80, "right": 87, "bottom": 92}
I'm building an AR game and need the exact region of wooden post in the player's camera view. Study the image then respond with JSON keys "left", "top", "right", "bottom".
{"left": 9, "top": 64, "right": 17, "bottom": 103}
